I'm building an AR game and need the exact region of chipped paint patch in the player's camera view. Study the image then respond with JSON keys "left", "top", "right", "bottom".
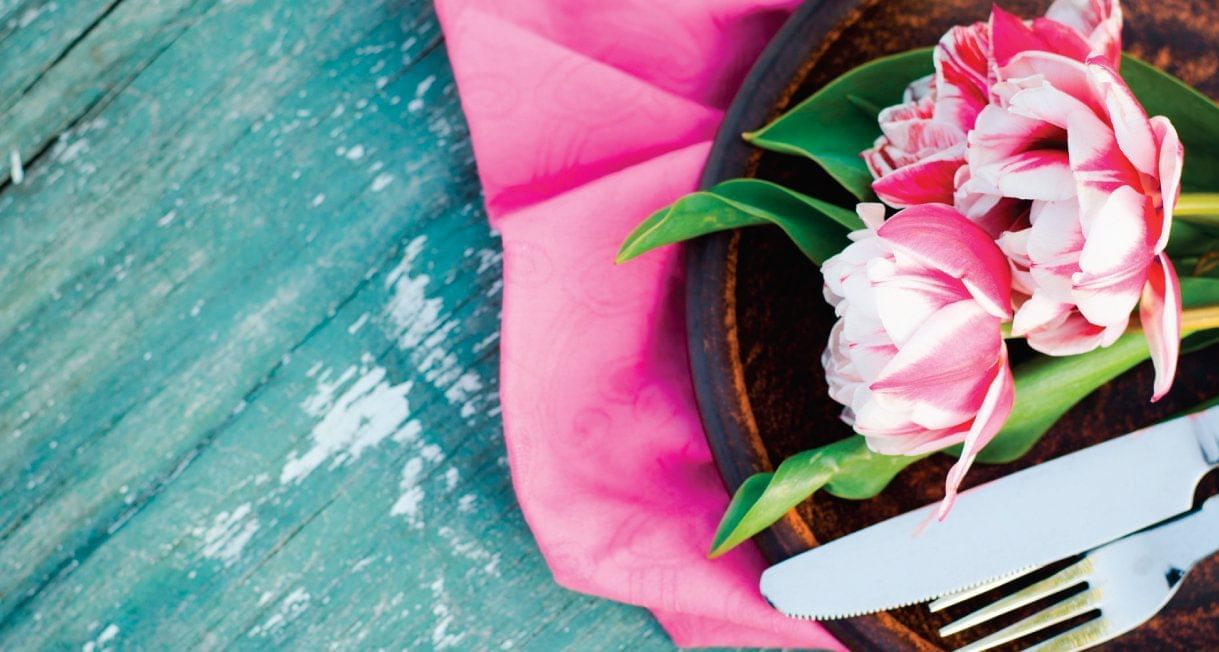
{"left": 9, "top": 149, "right": 23, "bottom": 185}
{"left": 195, "top": 503, "right": 259, "bottom": 567}
{"left": 429, "top": 577, "right": 466, "bottom": 650}
{"left": 248, "top": 588, "right": 311, "bottom": 639}
{"left": 283, "top": 354, "right": 419, "bottom": 483}
{"left": 390, "top": 457, "right": 426, "bottom": 526}
{"left": 439, "top": 526, "right": 500, "bottom": 576}
{"left": 346, "top": 312, "right": 370, "bottom": 334}
{"left": 371, "top": 172, "right": 394, "bottom": 192}
{"left": 81, "top": 624, "right": 119, "bottom": 652}
{"left": 381, "top": 237, "right": 493, "bottom": 422}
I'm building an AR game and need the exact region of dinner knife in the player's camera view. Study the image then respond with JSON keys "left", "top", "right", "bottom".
{"left": 759, "top": 406, "right": 1219, "bottom": 620}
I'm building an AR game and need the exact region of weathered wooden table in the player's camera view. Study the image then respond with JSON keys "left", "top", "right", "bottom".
{"left": 0, "top": 1, "right": 676, "bottom": 648}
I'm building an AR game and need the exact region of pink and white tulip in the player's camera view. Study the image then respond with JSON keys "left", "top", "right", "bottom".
{"left": 821, "top": 204, "right": 1015, "bottom": 515}
{"left": 963, "top": 52, "right": 1183, "bottom": 400}
{"left": 863, "top": 0, "right": 1122, "bottom": 215}
{"left": 991, "top": 0, "right": 1121, "bottom": 70}
{"left": 862, "top": 24, "right": 989, "bottom": 207}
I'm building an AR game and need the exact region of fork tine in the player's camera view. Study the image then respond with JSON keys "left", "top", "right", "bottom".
{"left": 939, "top": 558, "right": 1093, "bottom": 638}
{"left": 1022, "top": 617, "right": 1113, "bottom": 652}
{"left": 929, "top": 565, "right": 1043, "bottom": 613}
{"left": 954, "top": 586, "right": 1101, "bottom": 652}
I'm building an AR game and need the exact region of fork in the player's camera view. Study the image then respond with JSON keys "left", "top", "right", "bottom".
{"left": 926, "top": 494, "right": 1219, "bottom": 651}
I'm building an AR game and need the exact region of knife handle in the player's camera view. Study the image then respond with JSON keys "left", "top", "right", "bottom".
{"left": 1132, "top": 495, "right": 1219, "bottom": 573}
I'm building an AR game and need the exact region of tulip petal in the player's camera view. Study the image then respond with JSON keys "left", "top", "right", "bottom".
{"left": 1077, "top": 185, "right": 1150, "bottom": 278}
{"left": 1074, "top": 186, "right": 1152, "bottom": 325}
{"left": 822, "top": 235, "right": 890, "bottom": 307}
{"left": 870, "top": 258, "right": 970, "bottom": 345}
{"left": 1026, "top": 199, "right": 1084, "bottom": 292}
{"left": 954, "top": 167, "right": 1029, "bottom": 238}
{"left": 991, "top": 6, "right": 1089, "bottom": 68}
{"left": 878, "top": 205, "right": 1013, "bottom": 318}
{"left": 999, "top": 52, "right": 1096, "bottom": 113}
{"left": 871, "top": 149, "right": 965, "bottom": 207}
{"left": 1067, "top": 109, "right": 1142, "bottom": 233}
{"left": 1005, "top": 81, "right": 1095, "bottom": 131}
{"left": 969, "top": 104, "right": 1063, "bottom": 169}
{"left": 1011, "top": 290, "right": 1072, "bottom": 336}
{"left": 935, "top": 23, "right": 991, "bottom": 128}
{"left": 1025, "top": 311, "right": 1127, "bottom": 356}
{"left": 1031, "top": 17, "right": 1093, "bottom": 61}
{"left": 865, "top": 425, "right": 965, "bottom": 457}
{"left": 1045, "top": 0, "right": 1122, "bottom": 66}
{"left": 937, "top": 347, "right": 1015, "bottom": 519}
{"left": 870, "top": 301, "right": 1004, "bottom": 430}
{"left": 1151, "top": 115, "right": 1182, "bottom": 252}
{"left": 1140, "top": 253, "right": 1181, "bottom": 402}
{"left": 1087, "top": 57, "right": 1158, "bottom": 177}
{"left": 903, "top": 74, "right": 934, "bottom": 103}
{"left": 856, "top": 203, "right": 886, "bottom": 231}
{"left": 974, "top": 149, "right": 1075, "bottom": 202}
{"left": 874, "top": 96, "right": 966, "bottom": 157}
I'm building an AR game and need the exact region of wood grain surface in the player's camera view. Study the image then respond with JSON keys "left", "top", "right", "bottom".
{"left": 690, "top": 0, "right": 1219, "bottom": 649}
{"left": 0, "top": 1, "right": 677, "bottom": 649}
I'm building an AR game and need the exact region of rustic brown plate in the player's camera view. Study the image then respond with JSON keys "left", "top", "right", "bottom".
{"left": 687, "top": 0, "right": 1219, "bottom": 649}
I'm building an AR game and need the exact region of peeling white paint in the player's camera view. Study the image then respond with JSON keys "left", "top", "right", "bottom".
{"left": 371, "top": 172, "right": 394, "bottom": 192}
{"left": 380, "top": 237, "right": 492, "bottom": 422}
{"left": 81, "top": 623, "right": 119, "bottom": 652}
{"left": 390, "top": 457, "right": 425, "bottom": 526}
{"left": 248, "top": 588, "right": 311, "bottom": 639}
{"left": 429, "top": 576, "right": 465, "bottom": 650}
{"left": 10, "top": 149, "right": 23, "bottom": 185}
{"left": 439, "top": 525, "right": 500, "bottom": 576}
{"left": 408, "top": 74, "right": 437, "bottom": 113}
{"left": 346, "top": 312, "right": 370, "bottom": 334}
{"left": 283, "top": 355, "right": 419, "bottom": 484}
{"left": 195, "top": 503, "right": 259, "bottom": 567}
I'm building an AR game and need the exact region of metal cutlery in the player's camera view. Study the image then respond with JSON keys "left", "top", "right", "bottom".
{"left": 930, "top": 494, "right": 1219, "bottom": 651}
{"left": 760, "top": 406, "right": 1219, "bottom": 620}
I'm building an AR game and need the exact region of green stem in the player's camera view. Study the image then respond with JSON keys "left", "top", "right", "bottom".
{"left": 1182, "top": 305, "right": 1219, "bottom": 334}
{"left": 1175, "top": 193, "right": 1219, "bottom": 226}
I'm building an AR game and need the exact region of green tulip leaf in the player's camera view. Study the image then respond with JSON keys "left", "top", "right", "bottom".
{"left": 708, "top": 437, "right": 927, "bottom": 558}
{"left": 615, "top": 178, "right": 862, "bottom": 265}
{"left": 744, "top": 48, "right": 933, "bottom": 200}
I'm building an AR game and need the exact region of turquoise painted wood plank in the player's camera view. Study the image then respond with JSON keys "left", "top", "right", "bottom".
{"left": 0, "top": 0, "right": 116, "bottom": 112}
{"left": 0, "top": 0, "right": 688, "bottom": 649}
{"left": 0, "top": 0, "right": 214, "bottom": 181}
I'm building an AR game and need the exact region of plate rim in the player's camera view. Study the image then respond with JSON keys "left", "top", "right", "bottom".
{"left": 683, "top": 0, "right": 932, "bottom": 649}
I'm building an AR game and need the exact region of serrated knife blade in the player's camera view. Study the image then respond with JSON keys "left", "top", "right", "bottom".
{"left": 760, "top": 406, "right": 1219, "bottom": 620}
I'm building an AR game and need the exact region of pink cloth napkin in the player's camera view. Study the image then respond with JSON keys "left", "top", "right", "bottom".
{"left": 435, "top": 1, "right": 843, "bottom": 648}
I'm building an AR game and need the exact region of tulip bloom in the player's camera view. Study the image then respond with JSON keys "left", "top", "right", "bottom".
{"left": 863, "top": 0, "right": 1121, "bottom": 214}
{"left": 964, "top": 52, "right": 1183, "bottom": 400}
{"left": 822, "top": 204, "right": 1015, "bottom": 515}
